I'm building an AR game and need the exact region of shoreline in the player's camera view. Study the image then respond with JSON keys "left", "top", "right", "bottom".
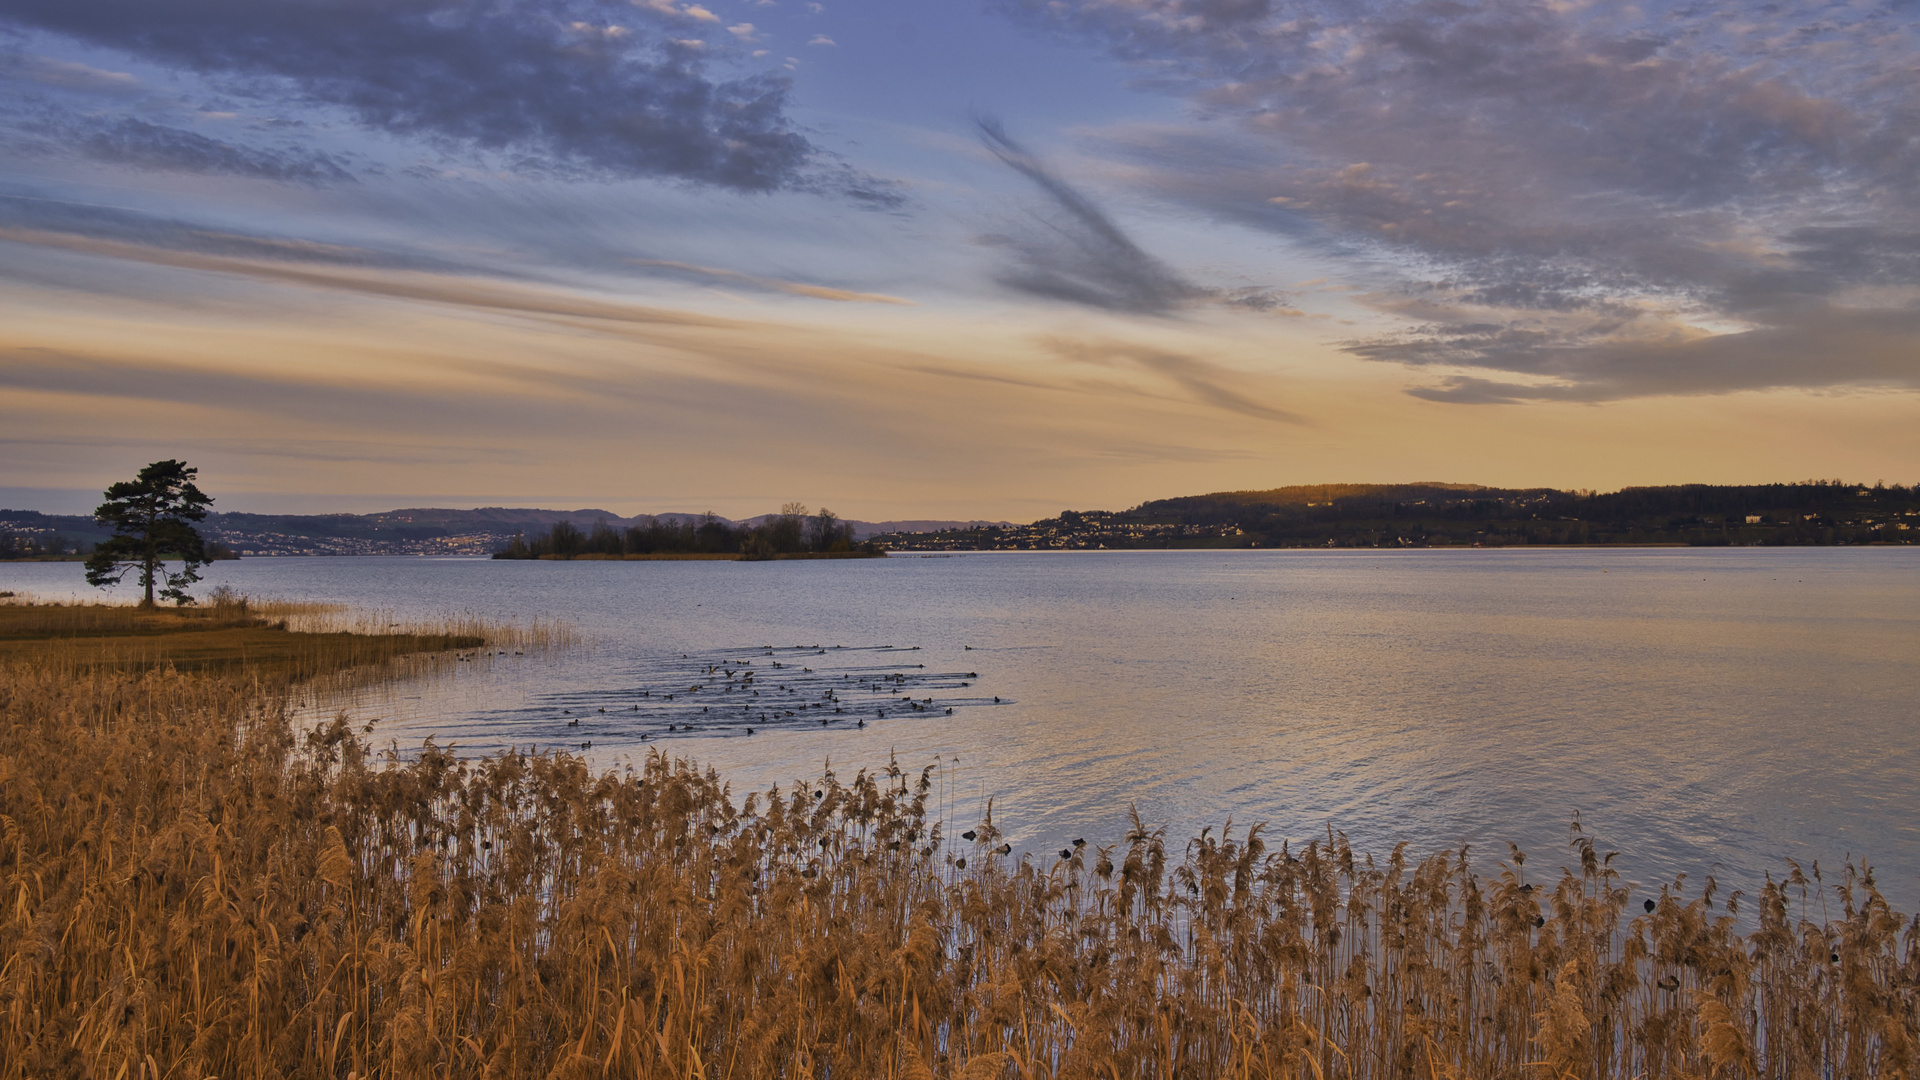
{"left": 519, "top": 549, "right": 890, "bottom": 561}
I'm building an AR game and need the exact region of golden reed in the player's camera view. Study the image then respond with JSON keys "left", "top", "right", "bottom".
{"left": 1, "top": 648, "right": 1914, "bottom": 1077}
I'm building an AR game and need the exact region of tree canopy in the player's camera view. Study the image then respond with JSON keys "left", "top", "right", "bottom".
{"left": 84, "top": 460, "right": 214, "bottom": 606}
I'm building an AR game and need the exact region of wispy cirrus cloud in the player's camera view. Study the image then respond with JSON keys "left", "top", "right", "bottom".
{"left": 0, "top": 213, "right": 736, "bottom": 331}
{"left": 629, "top": 258, "right": 913, "bottom": 304}
{"left": 1000, "top": 0, "right": 1920, "bottom": 400}
{"left": 1043, "top": 336, "right": 1307, "bottom": 423}
{"left": 976, "top": 117, "right": 1294, "bottom": 316}
{"left": 977, "top": 117, "right": 1205, "bottom": 315}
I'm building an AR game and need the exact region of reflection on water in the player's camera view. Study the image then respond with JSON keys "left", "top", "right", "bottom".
{"left": 7, "top": 547, "right": 1918, "bottom": 907}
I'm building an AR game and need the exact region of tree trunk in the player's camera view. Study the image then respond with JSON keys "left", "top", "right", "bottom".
{"left": 142, "top": 502, "right": 157, "bottom": 607}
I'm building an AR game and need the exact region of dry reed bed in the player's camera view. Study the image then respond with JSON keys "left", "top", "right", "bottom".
{"left": 2, "top": 662, "right": 1915, "bottom": 1079}
{"left": 258, "top": 599, "right": 576, "bottom": 653}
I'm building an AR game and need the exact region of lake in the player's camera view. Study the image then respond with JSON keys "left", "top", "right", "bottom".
{"left": 7, "top": 548, "right": 1917, "bottom": 909}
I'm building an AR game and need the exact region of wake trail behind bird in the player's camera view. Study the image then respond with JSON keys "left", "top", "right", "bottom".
{"left": 498, "top": 643, "right": 1006, "bottom": 744}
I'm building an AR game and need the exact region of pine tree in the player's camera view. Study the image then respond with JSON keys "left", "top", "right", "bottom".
{"left": 84, "top": 460, "right": 215, "bottom": 606}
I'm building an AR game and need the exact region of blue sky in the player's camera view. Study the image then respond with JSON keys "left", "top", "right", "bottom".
{"left": 2, "top": 0, "right": 1916, "bottom": 518}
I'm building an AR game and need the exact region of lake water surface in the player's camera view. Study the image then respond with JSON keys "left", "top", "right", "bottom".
{"left": 7, "top": 548, "right": 1917, "bottom": 909}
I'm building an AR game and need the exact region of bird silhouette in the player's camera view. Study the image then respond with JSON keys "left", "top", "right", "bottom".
{"left": 961, "top": 830, "right": 976, "bottom": 841}
{"left": 996, "top": 843, "right": 1012, "bottom": 856}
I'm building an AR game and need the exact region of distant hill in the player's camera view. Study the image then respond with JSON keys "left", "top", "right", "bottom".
{"left": 873, "top": 480, "right": 1920, "bottom": 550}
{"left": 1, "top": 505, "right": 1009, "bottom": 557}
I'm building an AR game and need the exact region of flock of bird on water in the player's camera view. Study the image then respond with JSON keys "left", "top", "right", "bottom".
{"left": 345, "top": 643, "right": 1106, "bottom": 862}
{"left": 540, "top": 644, "right": 1070, "bottom": 859}
{"left": 517, "top": 643, "right": 1004, "bottom": 749}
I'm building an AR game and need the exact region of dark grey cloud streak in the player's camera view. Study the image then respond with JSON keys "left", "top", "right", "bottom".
{"left": 977, "top": 117, "right": 1293, "bottom": 316}
{"left": 0, "top": 0, "right": 816, "bottom": 191}
{"left": 978, "top": 117, "right": 1204, "bottom": 314}
{"left": 1002, "top": 0, "right": 1920, "bottom": 401}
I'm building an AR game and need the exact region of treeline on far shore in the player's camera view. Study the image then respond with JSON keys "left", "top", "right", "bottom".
{"left": 493, "top": 504, "right": 885, "bottom": 561}
{"left": 0, "top": 528, "right": 236, "bottom": 562}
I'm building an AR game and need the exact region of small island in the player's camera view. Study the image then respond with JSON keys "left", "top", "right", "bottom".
{"left": 493, "top": 504, "right": 887, "bottom": 561}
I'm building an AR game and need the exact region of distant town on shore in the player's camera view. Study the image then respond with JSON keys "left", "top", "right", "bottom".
{"left": 3, "top": 480, "right": 1914, "bottom": 559}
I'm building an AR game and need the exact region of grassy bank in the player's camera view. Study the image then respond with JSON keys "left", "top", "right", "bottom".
{"left": 0, "top": 612, "right": 1914, "bottom": 1078}
{"left": 0, "top": 598, "right": 488, "bottom": 681}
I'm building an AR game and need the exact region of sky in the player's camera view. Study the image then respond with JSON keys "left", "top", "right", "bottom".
{"left": 1, "top": 0, "right": 1916, "bottom": 520}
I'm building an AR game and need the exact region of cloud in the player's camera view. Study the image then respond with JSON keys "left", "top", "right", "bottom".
{"left": 0, "top": 218, "right": 741, "bottom": 331}
{"left": 0, "top": 192, "right": 438, "bottom": 269}
{"left": 977, "top": 117, "right": 1208, "bottom": 315}
{"left": 1377, "top": 305, "right": 1920, "bottom": 403}
{"left": 1043, "top": 337, "right": 1307, "bottom": 423}
{"left": 808, "top": 35, "right": 837, "bottom": 46}
{"left": 1, "top": 0, "right": 815, "bottom": 191}
{"left": 632, "top": 0, "right": 720, "bottom": 21}
{"left": 1002, "top": 0, "right": 1920, "bottom": 399}
{"left": 0, "top": 53, "right": 141, "bottom": 94}
{"left": 75, "top": 117, "right": 356, "bottom": 184}
{"left": 977, "top": 118, "right": 1297, "bottom": 317}
{"left": 629, "top": 257, "right": 913, "bottom": 303}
